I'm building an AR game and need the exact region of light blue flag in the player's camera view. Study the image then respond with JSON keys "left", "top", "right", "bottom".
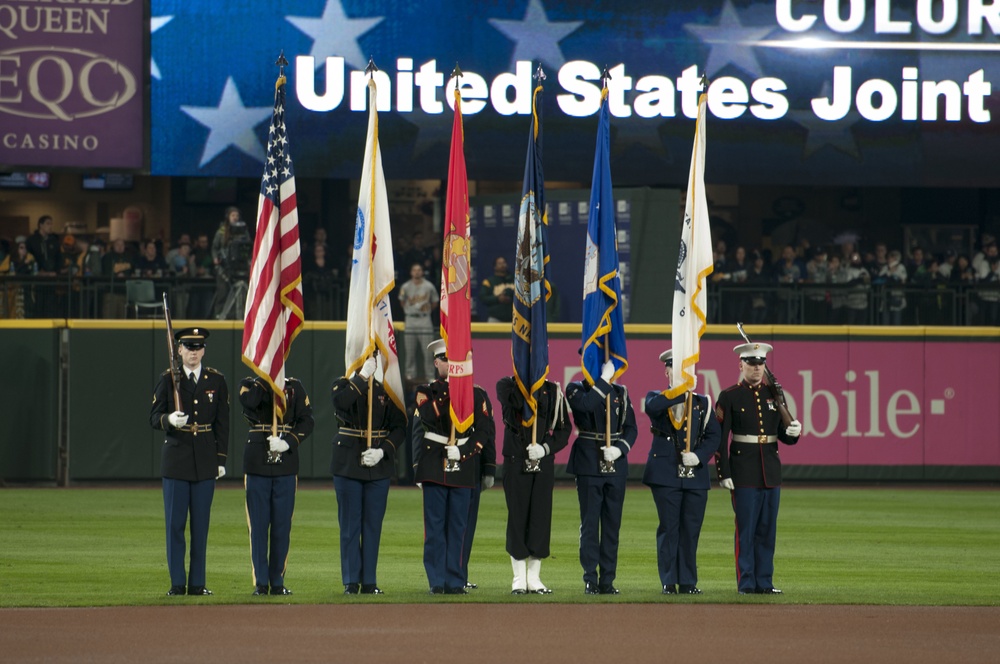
{"left": 512, "top": 81, "right": 549, "bottom": 426}
{"left": 580, "top": 88, "right": 627, "bottom": 384}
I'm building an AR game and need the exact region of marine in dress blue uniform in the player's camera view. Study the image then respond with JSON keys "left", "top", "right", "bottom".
{"left": 239, "top": 375, "right": 314, "bottom": 596}
{"left": 715, "top": 342, "right": 803, "bottom": 595}
{"left": 149, "top": 327, "right": 229, "bottom": 596}
{"left": 496, "top": 377, "right": 570, "bottom": 594}
{"left": 566, "top": 361, "right": 637, "bottom": 595}
{"left": 331, "top": 356, "right": 406, "bottom": 595}
{"left": 411, "top": 339, "right": 495, "bottom": 594}
{"left": 643, "top": 349, "right": 722, "bottom": 595}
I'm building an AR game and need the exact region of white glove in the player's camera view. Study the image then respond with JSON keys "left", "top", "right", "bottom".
{"left": 526, "top": 443, "right": 544, "bottom": 461}
{"left": 681, "top": 451, "right": 699, "bottom": 467}
{"left": 600, "top": 360, "right": 615, "bottom": 382}
{"left": 720, "top": 478, "right": 734, "bottom": 490}
{"left": 603, "top": 446, "right": 622, "bottom": 462}
{"left": 785, "top": 420, "right": 802, "bottom": 437}
{"left": 359, "top": 356, "right": 378, "bottom": 380}
{"left": 361, "top": 448, "right": 384, "bottom": 467}
{"left": 482, "top": 476, "right": 495, "bottom": 490}
{"left": 168, "top": 411, "right": 188, "bottom": 428}
{"left": 416, "top": 482, "right": 423, "bottom": 489}
{"left": 217, "top": 466, "right": 226, "bottom": 480}
{"left": 446, "top": 445, "right": 460, "bottom": 461}
{"left": 268, "top": 435, "right": 290, "bottom": 453}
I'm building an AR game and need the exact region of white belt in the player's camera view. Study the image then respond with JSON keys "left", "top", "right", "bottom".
{"left": 424, "top": 432, "right": 469, "bottom": 446}
{"left": 733, "top": 434, "right": 777, "bottom": 443}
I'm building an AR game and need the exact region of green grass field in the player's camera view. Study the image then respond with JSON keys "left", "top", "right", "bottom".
{"left": 1, "top": 484, "right": 997, "bottom": 608}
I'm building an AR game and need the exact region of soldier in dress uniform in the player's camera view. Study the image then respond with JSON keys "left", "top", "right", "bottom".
{"left": 149, "top": 327, "right": 229, "bottom": 597}
{"left": 331, "top": 354, "right": 407, "bottom": 595}
{"left": 643, "top": 349, "right": 722, "bottom": 595}
{"left": 411, "top": 339, "right": 495, "bottom": 595}
{"left": 715, "top": 342, "right": 803, "bottom": 595}
{"left": 239, "top": 374, "right": 314, "bottom": 596}
{"left": 566, "top": 360, "right": 637, "bottom": 595}
{"left": 496, "top": 376, "right": 571, "bottom": 594}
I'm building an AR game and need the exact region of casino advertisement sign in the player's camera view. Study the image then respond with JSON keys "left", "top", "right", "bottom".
{"left": 0, "top": 0, "right": 143, "bottom": 169}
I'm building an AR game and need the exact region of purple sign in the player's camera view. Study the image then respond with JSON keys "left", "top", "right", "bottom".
{"left": 470, "top": 336, "right": 1000, "bottom": 469}
{"left": 0, "top": 0, "right": 144, "bottom": 169}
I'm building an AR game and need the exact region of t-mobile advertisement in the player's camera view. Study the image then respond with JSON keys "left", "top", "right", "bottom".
{"left": 468, "top": 335, "right": 1000, "bottom": 469}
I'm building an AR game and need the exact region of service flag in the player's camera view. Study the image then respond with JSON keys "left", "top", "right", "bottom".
{"left": 440, "top": 88, "right": 474, "bottom": 433}
{"left": 512, "top": 81, "right": 550, "bottom": 427}
{"left": 343, "top": 78, "right": 404, "bottom": 411}
{"left": 580, "top": 87, "right": 628, "bottom": 384}
{"left": 666, "top": 86, "right": 713, "bottom": 405}
{"left": 241, "top": 72, "right": 304, "bottom": 417}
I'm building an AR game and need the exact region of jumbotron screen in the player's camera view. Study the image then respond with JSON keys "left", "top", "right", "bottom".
{"left": 150, "top": 0, "right": 1000, "bottom": 186}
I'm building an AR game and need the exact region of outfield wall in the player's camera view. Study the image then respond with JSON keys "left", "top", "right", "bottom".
{"left": 1, "top": 322, "right": 997, "bottom": 483}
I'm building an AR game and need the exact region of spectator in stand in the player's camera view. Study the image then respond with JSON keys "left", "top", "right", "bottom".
{"left": 867, "top": 242, "right": 889, "bottom": 278}
{"left": 827, "top": 255, "right": 846, "bottom": 324}
{"left": 169, "top": 240, "right": 194, "bottom": 277}
{"left": 136, "top": 241, "right": 169, "bottom": 278}
{"left": 745, "top": 250, "right": 771, "bottom": 324}
{"left": 974, "top": 242, "right": 998, "bottom": 281}
{"left": 718, "top": 245, "right": 749, "bottom": 323}
{"left": 2, "top": 236, "right": 36, "bottom": 318}
{"left": 843, "top": 252, "right": 871, "bottom": 325}
{"left": 26, "top": 215, "right": 61, "bottom": 276}
{"left": 403, "top": 231, "right": 434, "bottom": 278}
{"left": 165, "top": 234, "right": 192, "bottom": 271}
{"left": 398, "top": 262, "right": 439, "bottom": 385}
{"left": 302, "top": 243, "right": 339, "bottom": 320}
{"left": 188, "top": 233, "right": 215, "bottom": 319}
{"left": 878, "top": 250, "right": 908, "bottom": 325}
{"left": 804, "top": 247, "right": 830, "bottom": 324}
{"left": 938, "top": 250, "right": 957, "bottom": 280}
{"left": 311, "top": 227, "right": 329, "bottom": 256}
{"left": 977, "top": 252, "right": 1000, "bottom": 325}
{"left": 479, "top": 256, "right": 514, "bottom": 323}
{"left": 907, "top": 247, "right": 929, "bottom": 283}
{"left": 774, "top": 245, "right": 802, "bottom": 324}
{"left": 102, "top": 238, "right": 134, "bottom": 278}
{"left": 972, "top": 234, "right": 996, "bottom": 276}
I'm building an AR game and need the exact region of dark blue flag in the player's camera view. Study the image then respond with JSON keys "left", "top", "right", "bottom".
{"left": 512, "top": 81, "right": 550, "bottom": 427}
{"left": 580, "top": 88, "right": 627, "bottom": 384}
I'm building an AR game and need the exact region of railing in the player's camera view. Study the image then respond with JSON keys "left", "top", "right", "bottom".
{"left": 0, "top": 275, "right": 350, "bottom": 321}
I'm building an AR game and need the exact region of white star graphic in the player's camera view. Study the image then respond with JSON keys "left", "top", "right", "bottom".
{"left": 150, "top": 15, "right": 173, "bottom": 81}
{"left": 489, "top": 0, "right": 583, "bottom": 71}
{"left": 287, "top": 0, "right": 383, "bottom": 70}
{"left": 180, "top": 78, "right": 273, "bottom": 167}
{"left": 684, "top": 0, "right": 773, "bottom": 78}
{"left": 789, "top": 82, "right": 862, "bottom": 159}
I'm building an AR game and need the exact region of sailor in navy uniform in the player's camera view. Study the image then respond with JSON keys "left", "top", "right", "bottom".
{"left": 643, "top": 349, "right": 722, "bottom": 595}
{"left": 150, "top": 327, "right": 229, "bottom": 597}
{"left": 715, "top": 342, "right": 803, "bottom": 595}
{"left": 566, "top": 360, "right": 637, "bottom": 595}
{"left": 496, "top": 376, "right": 571, "bottom": 594}
{"left": 239, "top": 374, "right": 314, "bottom": 596}
{"left": 331, "top": 355, "right": 407, "bottom": 595}
{"left": 411, "top": 339, "right": 495, "bottom": 595}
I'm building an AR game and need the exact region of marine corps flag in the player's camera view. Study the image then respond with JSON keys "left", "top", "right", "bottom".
{"left": 666, "top": 83, "right": 713, "bottom": 406}
{"left": 242, "top": 69, "right": 304, "bottom": 417}
{"left": 512, "top": 79, "right": 550, "bottom": 427}
{"left": 343, "top": 77, "right": 404, "bottom": 412}
{"left": 580, "top": 85, "right": 628, "bottom": 384}
{"left": 440, "top": 84, "right": 475, "bottom": 433}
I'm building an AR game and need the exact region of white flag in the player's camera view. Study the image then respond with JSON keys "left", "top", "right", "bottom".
{"left": 344, "top": 78, "right": 404, "bottom": 412}
{"left": 667, "top": 89, "right": 713, "bottom": 402}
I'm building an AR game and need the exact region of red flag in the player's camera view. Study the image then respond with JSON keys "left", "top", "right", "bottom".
{"left": 241, "top": 74, "right": 304, "bottom": 416}
{"left": 440, "top": 89, "right": 474, "bottom": 433}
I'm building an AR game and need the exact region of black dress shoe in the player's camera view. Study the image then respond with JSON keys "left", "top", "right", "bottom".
{"left": 166, "top": 586, "right": 186, "bottom": 596}
{"left": 187, "top": 586, "right": 213, "bottom": 596}
{"left": 662, "top": 584, "right": 677, "bottom": 594}
{"left": 445, "top": 586, "right": 468, "bottom": 595}
{"left": 428, "top": 586, "right": 445, "bottom": 595}
{"left": 270, "top": 586, "right": 293, "bottom": 596}
{"left": 360, "top": 585, "right": 384, "bottom": 595}
{"left": 679, "top": 585, "right": 702, "bottom": 594}
{"left": 511, "top": 588, "right": 527, "bottom": 595}
{"left": 756, "top": 587, "right": 783, "bottom": 594}
{"left": 464, "top": 582, "right": 477, "bottom": 589}
{"left": 584, "top": 583, "right": 600, "bottom": 595}
{"left": 599, "top": 586, "right": 620, "bottom": 595}
{"left": 252, "top": 585, "right": 268, "bottom": 596}
{"left": 343, "top": 583, "right": 360, "bottom": 595}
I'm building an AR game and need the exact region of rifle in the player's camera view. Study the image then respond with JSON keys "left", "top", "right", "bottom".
{"left": 736, "top": 322, "right": 794, "bottom": 427}
{"left": 162, "top": 293, "right": 182, "bottom": 410}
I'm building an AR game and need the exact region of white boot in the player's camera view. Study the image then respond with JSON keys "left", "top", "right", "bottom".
{"left": 511, "top": 556, "right": 527, "bottom": 594}
{"left": 526, "top": 556, "right": 552, "bottom": 594}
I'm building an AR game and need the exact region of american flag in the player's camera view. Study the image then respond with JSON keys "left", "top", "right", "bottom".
{"left": 241, "top": 72, "right": 304, "bottom": 417}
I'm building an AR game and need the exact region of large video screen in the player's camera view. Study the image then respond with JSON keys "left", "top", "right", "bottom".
{"left": 151, "top": 0, "right": 1000, "bottom": 187}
